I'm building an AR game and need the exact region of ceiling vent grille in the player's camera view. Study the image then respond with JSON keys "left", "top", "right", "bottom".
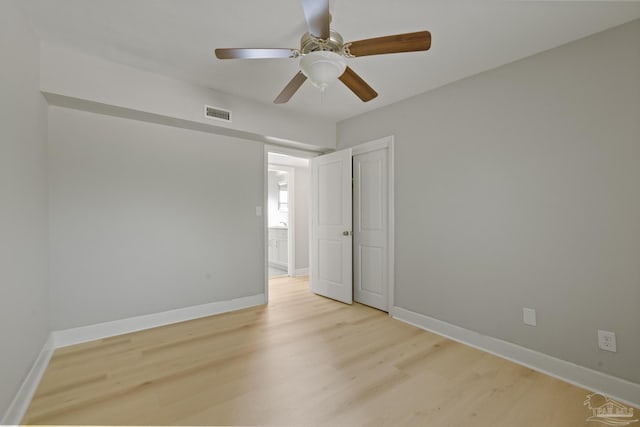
{"left": 204, "top": 105, "right": 232, "bottom": 122}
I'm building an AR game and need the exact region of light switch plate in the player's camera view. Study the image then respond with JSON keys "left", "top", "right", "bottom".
{"left": 256, "top": 206, "right": 262, "bottom": 216}
{"left": 523, "top": 307, "right": 537, "bottom": 326}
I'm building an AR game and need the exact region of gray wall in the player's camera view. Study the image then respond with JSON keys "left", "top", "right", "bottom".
{"left": 0, "top": 1, "right": 50, "bottom": 417}
{"left": 39, "top": 43, "right": 336, "bottom": 150}
{"left": 48, "top": 106, "right": 265, "bottom": 330}
{"left": 337, "top": 20, "right": 640, "bottom": 383}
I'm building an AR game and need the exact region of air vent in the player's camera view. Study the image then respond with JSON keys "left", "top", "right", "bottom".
{"left": 204, "top": 105, "right": 232, "bottom": 122}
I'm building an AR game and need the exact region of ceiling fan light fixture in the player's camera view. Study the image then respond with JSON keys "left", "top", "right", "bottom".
{"left": 299, "top": 51, "right": 347, "bottom": 91}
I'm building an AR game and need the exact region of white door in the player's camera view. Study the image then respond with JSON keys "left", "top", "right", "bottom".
{"left": 310, "top": 148, "right": 353, "bottom": 304}
{"left": 354, "top": 147, "right": 389, "bottom": 311}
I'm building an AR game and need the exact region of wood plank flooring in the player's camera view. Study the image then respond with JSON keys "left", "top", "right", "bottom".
{"left": 23, "top": 276, "right": 625, "bottom": 426}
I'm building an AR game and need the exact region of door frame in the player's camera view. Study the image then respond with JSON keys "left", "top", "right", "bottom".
{"left": 351, "top": 136, "right": 395, "bottom": 311}
{"left": 263, "top": 137, "right": 394, "bottom": 310}
{"left": 263, "top": 145, "right": 319, "bottom": 303}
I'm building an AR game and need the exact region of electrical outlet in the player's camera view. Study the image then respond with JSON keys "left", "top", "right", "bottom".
{"left": 523, "top": 308, "right": 536, "bottom": 326}
{"left": 598, "top": 330, "right": 617, "bottom": 352}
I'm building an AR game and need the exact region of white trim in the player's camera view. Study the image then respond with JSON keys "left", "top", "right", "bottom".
{"left": 295, "top": 268, "right": 309, "bottom": 276}
{"left": 388, "top": 137, "right": 395, "bottom": 311}
{"left": 391, "top": 305, "right": 640, "bottom": 408}
{"left": 351, "top": 137, "right": 393, "bottom": 156}
{"left": 269, "top": 260, "right": 288, "bottom": 270}
{"left": 264, "top": 144, "right": 323, "bottom": 159}
{"left": 1, "top": 335, "right": 55, "bottom": 425}
{"left": 263, "top": 147, "right": 269, "bottom": 302}
{"left": 53, "top": 294, "right": 265, "bottom": 348}
{"left": 288, "top": 168, "right": 295, "bottom": 277}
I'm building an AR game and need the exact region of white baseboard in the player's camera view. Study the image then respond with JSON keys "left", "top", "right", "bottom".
{"left": 53, "top": 293, "right": 266, "bottom": 348}
{"left": 295, "top": 268, "right": 309, "bottom": 276}
{"left": 391, "top": 306, "right": 640, "bottom": 408}
{"left": 2, "top": 294, "right": 266, "bottom": 423}
{"left": 1, "top": 334, "right": 55, "bottom": 426}
{"left": 269, "top": 261, "right": 287, "bottom": 270}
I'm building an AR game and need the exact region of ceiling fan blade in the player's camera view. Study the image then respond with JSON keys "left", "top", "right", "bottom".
{"left": 347, "top": 31, "right": 431, "bottom": 57}
{"left": 215, "top": 48, "right": 298, "bottom": 59}
{"left": 274, "top": 72, "right": 307, "bottom": 104}
{"left": 300, "top": 0, "right": 330, "bottom": 39}
{"left": 339, "top": 67, "right": 378, "bottom": 102}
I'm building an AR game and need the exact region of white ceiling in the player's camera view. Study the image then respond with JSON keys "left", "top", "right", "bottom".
{"left": 18, "top": 0, "right": 640, "bottom": 123}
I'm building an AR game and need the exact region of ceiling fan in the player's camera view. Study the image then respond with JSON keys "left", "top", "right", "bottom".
{"left": 214, "top": 0, "right": 431, "bottom": 104}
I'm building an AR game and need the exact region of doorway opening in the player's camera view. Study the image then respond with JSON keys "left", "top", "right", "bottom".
{"left": 267, "top": 165, "right": 292, "bottom": 278}
{"left": 264, "top": 137, "right": 393, "bottom": 311}
{"left": 265, "top": 150, "right": 312, "bottom": 291}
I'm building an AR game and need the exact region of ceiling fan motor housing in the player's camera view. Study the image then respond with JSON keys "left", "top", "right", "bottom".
{"left": 300, "top": 30, "right": 349, "bottom": 56}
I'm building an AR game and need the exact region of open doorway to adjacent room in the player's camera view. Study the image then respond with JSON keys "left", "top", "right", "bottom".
{"left": 267, "top": 165, "right": 292, "bottom": 278}
{"left": 266, "top": 151, "right": 311, "bottom": 282}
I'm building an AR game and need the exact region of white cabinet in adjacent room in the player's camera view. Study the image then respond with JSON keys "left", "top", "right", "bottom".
{"left": 268, "top": 227, "right": 288, "bottom": 269}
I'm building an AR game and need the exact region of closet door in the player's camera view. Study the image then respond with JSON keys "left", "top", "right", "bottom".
{"left": 354, "top": 146, "right": 388, "bottom": 311}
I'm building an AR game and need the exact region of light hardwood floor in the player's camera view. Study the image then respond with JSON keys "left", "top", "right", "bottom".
{"left": 23, "top": 276, "right": 624, "bottom": 426}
